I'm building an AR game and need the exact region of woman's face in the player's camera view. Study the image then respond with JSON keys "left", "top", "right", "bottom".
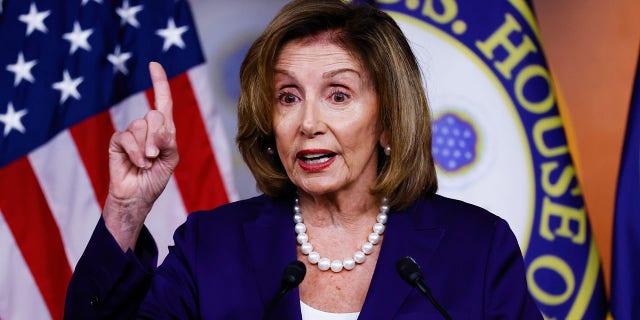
{"left": 272, "top": 36, "right": 385, "bottom": 197}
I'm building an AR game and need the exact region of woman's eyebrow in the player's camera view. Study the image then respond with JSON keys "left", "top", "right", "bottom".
{"left": 323, "top": 68, "right": 361, "bottom": 79}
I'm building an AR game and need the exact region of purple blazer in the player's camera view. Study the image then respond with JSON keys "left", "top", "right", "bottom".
{"left": 65, "top": 194, "right": 542, "bottom": 319}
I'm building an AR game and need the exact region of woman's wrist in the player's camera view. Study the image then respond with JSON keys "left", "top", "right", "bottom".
{"left": 103, "top": 195, "right": 151, "bottom": 252}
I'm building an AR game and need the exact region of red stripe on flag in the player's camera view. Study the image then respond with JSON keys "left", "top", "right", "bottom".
{"left": 145, "top": 73, "right": 229, "bottom": 213}
{"left": 0, "top": 158, "right": 72, "bottom": 320}
{"left": 69, "top": 111, "right": 115, "bottom": 208}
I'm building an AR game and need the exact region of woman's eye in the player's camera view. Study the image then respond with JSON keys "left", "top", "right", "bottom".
{"left": 279, "top": 93, "right": 298, "bottom": 104}
{"left": 332, "top": 92, "right": 348, "bottom": 103}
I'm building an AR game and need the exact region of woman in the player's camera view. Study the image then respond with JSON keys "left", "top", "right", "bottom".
{"left": 65, "top": 0, "right": 542, "bottom": 319}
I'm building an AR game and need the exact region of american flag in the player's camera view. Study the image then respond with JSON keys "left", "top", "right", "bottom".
{"left": 0, "top": 0, "right": 236, "bottom": 318}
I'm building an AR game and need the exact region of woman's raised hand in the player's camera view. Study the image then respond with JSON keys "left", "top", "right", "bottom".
{"left": 103, "top": 62, "right": 180, "bottom": 252}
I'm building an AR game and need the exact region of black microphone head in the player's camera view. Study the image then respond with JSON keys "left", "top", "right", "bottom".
{"left": 281, "top": 260, "right": 306, "bottom": 289}
{"left": 396, "top": 256, "right": 424, "bottom": 285}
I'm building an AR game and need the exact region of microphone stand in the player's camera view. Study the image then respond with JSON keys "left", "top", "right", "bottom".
{"left": 262, "top": 260, "right": 306, "bottom": 320}
{"left": 396, "top": 256, "right": 452, "bottom": 320}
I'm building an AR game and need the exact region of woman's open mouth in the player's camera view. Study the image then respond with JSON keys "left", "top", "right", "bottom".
{"left": 296, "top": 150, "right": 336, "bottom": 172}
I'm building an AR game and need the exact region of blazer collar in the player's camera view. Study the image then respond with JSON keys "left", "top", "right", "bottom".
{"left": 359, "top": 196, "right": 445, "bottom": 319}
{"left": 243, "top": 196, "right": 444, "bottom": 320}
{"left": 243, "top": 196, "right": 302, "bottom": 320}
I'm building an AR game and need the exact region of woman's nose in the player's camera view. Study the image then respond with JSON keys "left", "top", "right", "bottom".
{"left": 300, "top": 100, "right": 325, "bottom": 138}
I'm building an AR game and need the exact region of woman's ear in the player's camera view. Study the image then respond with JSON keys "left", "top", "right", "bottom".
{"left": 379, "top": 130, "right": 390, "bottom": 149}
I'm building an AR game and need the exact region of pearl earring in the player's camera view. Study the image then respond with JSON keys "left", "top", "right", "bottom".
{"left": 384, "top": 145, "right": 391, "bottom": 156}
{"left": 267, "top": 146, "right": 274, "bottom": 155}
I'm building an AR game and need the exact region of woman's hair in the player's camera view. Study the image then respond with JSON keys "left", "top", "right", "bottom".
{"left": 236, "top": 0, "right": 437, "bottom": 209}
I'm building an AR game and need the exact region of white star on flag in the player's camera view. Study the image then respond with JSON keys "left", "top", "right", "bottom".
{"left": 18, "top": 3, "right": 50, "bottom": 36}
{"left": 81, "top": 0, "right": 102, "bottom": 5}
{"left": 107, "top": 45, "right": 132, "bottom": 75}
{"left": 0, "top": 102, "right": 28, "bottom": 136}
{"left": 0, "top": 0, "right": 4, "bottom": 14}
{"left": 52, "top": 70, "right": 83, "bottom": 104}
{"left": 156, "top": 18, "right": 189, "bottom": 52}
{"left": 6, "top": 52, "right": 38, "bottom": 86}
{"left": 116, "top": 0, "right": 144, "bottom": 28}
{"left": 63, "top": 21, "right": 94, "bottom": 54}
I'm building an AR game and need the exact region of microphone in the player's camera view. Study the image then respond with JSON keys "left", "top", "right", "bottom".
{"left": 396, "top": 256, "right": 452, "bottom": 320}
{"left": 262, "top": 260, "right": 306, "bottom": 320}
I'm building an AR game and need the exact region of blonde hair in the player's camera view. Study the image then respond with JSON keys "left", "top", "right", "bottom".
{"left": 236, "top": 0, "right": 437, "bottom": 209}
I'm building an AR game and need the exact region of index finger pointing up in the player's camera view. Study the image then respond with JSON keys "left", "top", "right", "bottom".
{"left": 149, "top": 62, "right": 175, "bottom": 132}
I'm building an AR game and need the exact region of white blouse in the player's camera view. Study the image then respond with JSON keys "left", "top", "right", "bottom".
{"left": 300, "top": 300, "right": 360, "bottom": 320}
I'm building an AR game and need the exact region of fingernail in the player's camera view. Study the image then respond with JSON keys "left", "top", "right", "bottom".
{"left": 147, "top": 146, "right": 159, "bottom": 157}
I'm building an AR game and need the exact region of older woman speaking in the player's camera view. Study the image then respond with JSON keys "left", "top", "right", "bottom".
{"left": 65, "top": 0, "right": 542, "bottom": 319}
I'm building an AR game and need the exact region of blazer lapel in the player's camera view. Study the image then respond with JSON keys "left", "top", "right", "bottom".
{"left": 359, "top": 198, "right": 445, "bottom": 319}
{"left": 243, "top": 197, "right": 302, "bottom": 320}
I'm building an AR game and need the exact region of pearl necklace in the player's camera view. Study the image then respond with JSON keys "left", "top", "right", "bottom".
{"left": 293, "top": 197, "right": 389, "bottom": 273}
